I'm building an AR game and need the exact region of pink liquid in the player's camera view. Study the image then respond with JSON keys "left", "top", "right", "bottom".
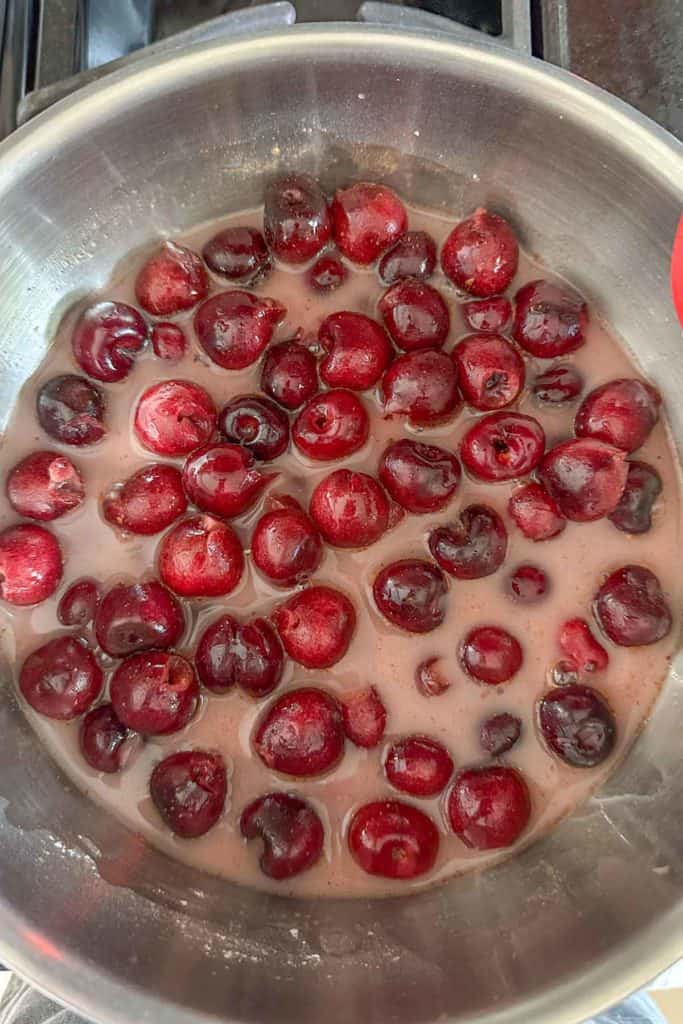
{"left": 0, "top": 203, "right": 680, "bottom": 898}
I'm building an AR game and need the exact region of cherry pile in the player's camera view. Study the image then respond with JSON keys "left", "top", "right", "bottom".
{"left": 4, "top": 174, "right": 675, "bottom": 887}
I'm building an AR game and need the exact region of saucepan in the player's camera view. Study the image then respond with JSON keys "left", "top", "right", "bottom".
{"left": 0, "top": 13, "right": 681, "bottom": 1024}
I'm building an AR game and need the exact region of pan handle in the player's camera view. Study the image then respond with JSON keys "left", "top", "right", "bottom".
{"left": 358, "top": 1, "right": 532, "bottom": 54}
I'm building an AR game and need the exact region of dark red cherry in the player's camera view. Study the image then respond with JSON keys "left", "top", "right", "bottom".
{"left": 441, "top": 209, "right": 518, "bottom": 297}
{"left": 429, "top": 504, "right": 507, "bottom": 580}
{"left": 20, "top": 636, "right": 102, "bottom": 720}
{"left": 380, "top": 349, "right": 461, "bottom": 427}
{"left": 37, "top": 374, "right": 106, "bottom": 446}
{"left": 254, "top": 687, "right": 344, "bottom": 777}
{"left": 538, "top": 685, "right": 615, "bottom": 767}
{"left": 373, "top": 559, "right": 448, "bottom": 634}
{"left": 594, "top": 565, "right": 672, "bottom": 646}
{"left": 103, "top": 464, "right": 187, "bottom": 536}
{"left": 273, "top": 586, "right": 356, "bottom": 669}
{"left": 319, "top": 311, "right": 392, "bottom": 390}
{"left": 159, "top": 515, "right": 244, "bottom": 598}
{"left": 264, "top": 173, "right": 331, "bottom": 263}
{"left": 538, "top": 438, "right": 628, "bottom": 522}
{"left": 379, "top": 439, "right": 461, "bottom": 514}
{"left": 341, "top": 686, "right": 387, "bottom": 748}
{"left": 480, "top": 713, "right": 522, "bottom": 756}
{"left": 348, "top": 800, "right": 439, "bottom": 879}
{"left": 331, "top": 182, "right": 407, "bottom": 265}
{"left": 150, "top": 750, "right": 227, "bottom": 837}
{"left": 260, "top": 340, "right": 318, "bottom": 411}
{"left": 182, "top": 443, "right": 274, "bottom": 519}
{"left": 379, "top": 231, "right": 437, "bottom": 284}
{"left": 135, "top": 241, "right": 208, "bottom": 315}
{"left": 7, "top": 451, "right": 84, "bottom": 522}
{"left": 310, "top": 469, "right": 390, "bottom": 548}
{"left": 292, "top": 389, "right": 369, "bottom": 461}
{"left": 308, "top": 253, "right": 348, "bottom": 292}
{"left": 559, "top": 618, "right": 608, "bottom": 673}
{"left": 415, "top": 657, "right": 451, "bottom": 697}
{"left": 575, "top": 378, "right": 661, "bottom": 453}
{"left": 378, "top": 279, "right": 450, "bottom": 352}
{"left": 0, "top": 524, "right": 62, "bottom": 606}
{"left": 80, "top": 703, "right": 134, "bottom": 773}
{"left": 72, "top": 301, "right": 147, "bottom": 383}
{"left": 251, "top": 496, "right": 323, "bottom": 587}
{"left": 451, "top": 333, "right": 525, "bottom": 410}
{"left": 218, "top": 395, "right": 289, "bottom": 462}
{"left": 513, "top": 279, "right": 587, "bottom": 357}
{"left": 150, "top": 322, "right": 187, "bottom": 361}
{"left": 508, "top": 482, "right": 565, "bottom": 541}
{"left": 241, "top": 793, "right": 324, "bottom": 879}
{"left": 462, "top": 296, "right": 512, "bottom": 333}
{"left": 608, "top": 460, "right": 662, "bottom": 534}
{"left": 447, "top": 766, "right": 531, "bottom": 849}
{"left": 532, "top": 364, "right": 584, "bottom": 404}
{"left": 202, "top": 226, "right": 270, "bottom": 281}
{"left": 460, "top": 412, "right": 545, "bottom": 482}
{"left": 134, "top": 379, "right": 216, "bottom": 457}
{"left": 505, "top": 565, "right": 548, "bottom": 604}
{"left": 58, "top": 578, "right": 100, "bottom": 626}
{"left": 194, "top": 290, "right": 285, "bottom": 370}
{"left": 110, "top": 650, "right": 198, "bottom": 735}
{"left": 460, "top": 626, "right": 522, "bottom": 685}
{"left": 384, "top": 735, "right": 453, "bottom": 797}
{"left": 94, "top": 580, "right": 184, "bottom": 657}
{"left": 195, "top": 614, "right": 283, "bottom": 697}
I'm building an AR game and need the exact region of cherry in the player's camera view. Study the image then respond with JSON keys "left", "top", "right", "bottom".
{"left": 341, "top": 686, "right": 387, "bottom": 748}
{"left": 0, "top": 524, "right": 62, "bottom": 606}
{"left": 379, "top": 231, "right": 437, "bottom": 284}
{"left": 508, "top": 481, "right": 565, "bottom": 541}
{"left": 378, "top": 279, "right": 450, "bottom": 352}
{"left": 331, "top": 182, "right": 407, "bottom": 265}
{"left": 260, "top": 339, "right": 318, "bottom": 411}
{"left": 195, "top": 614, "right": 283, "bottom": 697}
{"left": 462, "top": 296, "right": 512, "bottom": 333}
{"left": 218, "top": 395, "right": 289, "bottom": 461}
{"left": 264, "top": 173, "right": 331, "bottom": 263}
{"left": 103, "top": 464, "right": 187, "bottom": 536}
{"left": 135, "top": 241, "right": 208, "bottom": 315}
{"left": 373, "top": 559, "right": 448, "bottom": 634}
{"left": 348, "top": 800, "right": 439, "bottom": 879}
{"left": 480, "top": 713, "right": 522, "bottom": 756}
{"left": 273, "top": 585, "right": 356, "bottom": 669}
{"left": 380, "top": 349, "right": 461, "bottom": 427}
{"left": 95, "top": 580, "right": 184, "bottom": 657}
{"left": 111, "top": 650, "right": 198, "bottom": 735}
{"left": 609, "top": 460, "right": 661, "bottom": 534}
{"left": 151, "top": 322, "right": 187, "bottom": 361}
{"left": 559, "top": 618, "right": 608, "bottom": 673}
{"left": 460, "top": 625, "right": 522, "bottom": 685}
{"left": 254, "top": 687, "right": 344, "bottom": 777}
{"left": 379, "top": 438, "right": 461, "bottom": 514}
{"left": 506, "top": 565, "right": 548, "bottom": 603}
{"left": 310, "top": 469, "right": 390, "bottom": 548}
{"left": 441, "top": 209, "right": 518, "bottom": 297}
{"left": 150, "top": 750, "right": 226, "bottom": 837}
{"left": 415, "top": 657, "right": 451, "bottom": 697}
{"left": 292, "top": 389, "right": 369, "bottom": 461}
{"left": 182, "top": 442, "right": 274, "bottom": 519}
{"left": 241, "top": 793, "right": 324, "bottom": 879}
{"left": 159, "top": 515, "right": 244, "bottom": 598}
{"left": 194, "top": 290, "right": 285, "bottom": 370}
{"left": 513, "top": 279, "right": 587, "bottom": 357}
{"left": 19, "top": 636, "right": 102, "bottom": 720}
{"left": 37, "top": 374, "right": 106, "bottom": 446}
{"left": 575, "top": 378, "right": 661, "bottom": 453}
{"left": 251, "top": 496, "right": 322, "bottom": 587}
{"left": 447, "top": 766, "right": 531, "bottom": 850}
{"left": 538, "top": 685, "right": 615, "bottom": 767}
{"left": 385, "top": 735, "right": 453, "bottom": 797}
{"left": 7, "top": 451, "right": 84, "bottom": 521}
{"left": 532, "top": 364, "right": 584, "bottom": 404}
{"left": 72, "top": 301, "right": 147, "bottom": 383}
{"left": 460, "top": 412, "right": 545, "bottom": 482}
{"left": 80, "top": 703, "right": 133, "bottom": 773}
{"left": 308, "top": 253, "right": 347, "bottom": 292}
{"left": 58, "top": 578, "right": 100, "bottom": 626}
{"left": 202, "top": 226, "right": 270, "bottom": 281}
{"left": 451, "top": 333, "right": 525, "bottom": 410}
{"left": 550, "top": 660, "right": 581, "bottom": 687}
{"left": 319, "top": 311, "right": 392, "bottom": 390}
{"left": 538, "top": 438, "right": 628, "bottom": 522}
{"left": 429, "top": 504, "right": 507, "bottom": 580}
{"left": 594, "top": 565, "right": 672, "bottom": 646}
{"left": 134, "top": 379, "right": 216, "bottom": 457}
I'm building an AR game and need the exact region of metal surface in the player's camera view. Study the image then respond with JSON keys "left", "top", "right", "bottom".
{"left": 0, "top": 23, "right": 681, "bottom": 1024}
{"left": 361, "top": 0, "right": 531, "bottom": 50}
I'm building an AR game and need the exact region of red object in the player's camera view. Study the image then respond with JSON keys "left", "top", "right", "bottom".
{"left": 341, "top": 686, "right": 387, "bottom": 748}
{"left": 671, "top": 213, "right": 683, "bottom": 327}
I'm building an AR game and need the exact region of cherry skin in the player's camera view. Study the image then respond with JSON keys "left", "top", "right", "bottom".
{"left": 319, "top": 311, "right": 392, "bottom": 390}
{"left": 513, "top": 279, "right": 588, "bottom": 357}
{"left": 37, "top": 374, "right": 106, "bottom": 446}
{"left": 348, "top": 800, "right": 439, "bottom": 879}
{"left": 379, "top": 230, "right": 437, "bottom": 284}
{"left": 150, "top": 750, "right": 227, "bottom": 838}
{"left": 182, "top": 443, "right": 274, "bottom": 519}
{"left": 310, "top": 469, "right": 390, "bottom": 549}
{"left": 429, "top": 504, "right": 507, "bottom": 580}
{"left": 260, "top": 339, "right": 318, "bottom": 411}
{"left": 308, "top": 253, "right": 347, "bottom": 292}
{"left": 292, "top": 389, "right": 369, "bottom": 461}
{"left": 79, "top": 703, "right": 133, "bottom": 773}
{"left": 150, "top": 322, "right": 187, "bottom": 361}
{"left": 384, "top": 735, "right": 454, "bottom": 797}
{"left": 594, "top": 565, "right": 672, "bottom": 646}
{"left": 379, "top": 438, "right": 461, "bottom": 514}
{"left": 460, "top": 626, "right": 523, "bottom": 685}
{"left": 0, "top": 524, "right": 63, "bottom": 606}
{"left": 380, "top": 349, "right": 461, "bottom": 427}
{"left": 194, "top": 290, "right": 285, "bottom": 370}
{"left": 532, "top": 364, "right": 584, "bottom": 404}
{"left": 341, "top": 686, "right": 387, "bottom": 748}
{"left": 202, "top": 226, "right": 270, "bottom": 281}
{"left": 559, "top": 618, "right": 608, "bottom": 673}
{"left": 195, "top": 614, "right": 283, "bottom": 698}
{"left": 415, "top": 657, "right": 451, "bottom": 697}
{"left": 441, "top": 208, "right": 518, "bottom": 297}
{"left": 254, "top": 687, "right": 344, "bottom": 777}
{"left": 159, "top": 515, "right": 244, "bottom": 598}
{"left": 505, "top": 564, "right": 548, "bottom": 604}
{"left": 575, "top": 378, "right": 661, "bottom": 453}
{"left": 480, "top": 713, "right": 522, "bottom": 756}
{"left": 373, "top": 559, "right": 448, "bottom": 634}
{"left": 378, "top": 279, "right": 450, "bottom": 351}
{"left": 135, "top": 241, "right": 208, "bottom": 315}
{"left": 447, "top": 766, "right": 531, "bottom": 850}
{"left": 460, "top": 412, "right": 545, "bottom": 482}
{"left": 508, "top": 481, "right": 565, "bottom": 541}
{"left": 251, "top": 496, "right": 322, "bottom": 588}
{"left": 462, "top": 296, "right": 512, "bottom": 333}
{"left": 241, "top": 793, "right": 325, "bottom": 879}
{"left": 538, "top": 685, "right": 616, "bottom": 767}
{"left": 58, "top": 578, "right": 100, "bottom": 626}
{"left": 331, "top": 182, "right": 407, "bottom": 265}
{"left": 451, "top": 333, "right": 525, "bottom": 411}
{"left": 110, "top": 650, "right": 198, "bottom": 735}
{"left": 218, "top": 395, "right": 289, "bottom": 462}
{"left": 103, "top": 464, "right": 187, "bottom": 535}
{"left": 72, "top": 301, "right": 147, "bottom": 383}
{"left": 608, "top": 460, "right": 662, "bottom": 534}
{"left": 19, "top": 636, "right": 103, "bottom": 720}
{"left": 264, "top": 173, "right": 331, "bottom": 263}
{"left": 273, "top": 585, "right": 356, "bottom": 669}
{"left": 134, "top": 379, "right": 216, "bottom": 457}
{"left": 94, "top": 580, "right": 184, "bottom": 658}
{"left": 7, "top": 451, "right": 84, "bottom": 522}
{"left": 538, "top": 438, "right": 628, "bottom": 522}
